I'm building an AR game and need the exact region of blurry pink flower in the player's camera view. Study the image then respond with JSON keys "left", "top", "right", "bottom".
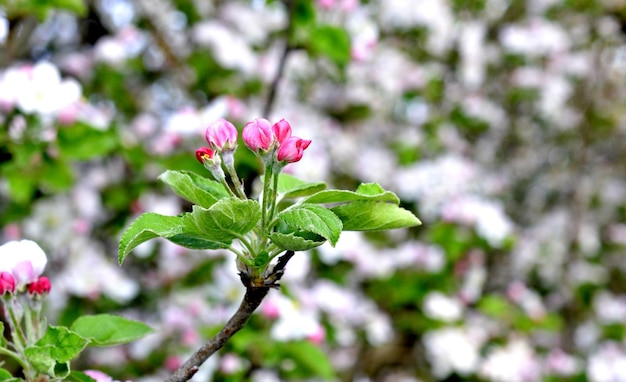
{"left": 28, "top": 276, "right": 51, "bottom": 295}
{"left": 0, "top": 272, "right": 15, "bottom": 294}
{"left": 165, "top": 355, "right": 182, "bottom": 371}
{"left": 317, "top": 0, "right": 334, "bottom": 9}
{"left": 272, "top": 119, "right": 292, "bottom": 144}
{"left": 220, "top": 353, "right": 244, "bottom": 374}
{"left": 307, "top": 326, "right": 326, "bottom": 345}
{"left": 84, "top": 370, "right": 114, "bottom": 382}
{"left": 260, "top": 298, "right": 281, "bottom": 319}
{"left": 242, "top": 118, "right": 273, "bottom": 152}
{"left": 276, "top": 136, "right": 311, "bottom": 163}
{"left": 206, "top": 118, "right": 238, "bottom": 151}
{"left": 0, "top": 240, "right": 47, "bottom": 288}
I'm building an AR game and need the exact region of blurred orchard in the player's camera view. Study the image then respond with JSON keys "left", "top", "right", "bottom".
{"left": 1, "top": 0, "right": 626, "bottom": 381}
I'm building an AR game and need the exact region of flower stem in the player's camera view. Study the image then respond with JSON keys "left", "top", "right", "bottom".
{"left": 222, "top": 151, "right": 247, "bottom": 199}
{"left": 261, "top": 161, "right": 274, "bottom": 238}
{"left": 267, "top": 163, "right": 281, "bottom": 228}
{"left": 0, "top": 346, "right": 28, "bottom": 370}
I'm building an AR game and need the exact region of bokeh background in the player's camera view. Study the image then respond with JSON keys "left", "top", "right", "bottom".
{"left": 1, "top": 0, "right": 626, "bottom": 380}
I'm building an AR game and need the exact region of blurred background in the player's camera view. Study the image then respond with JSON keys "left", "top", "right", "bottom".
{"left": 1, "top": 0, "right": 626, "bottom": 380}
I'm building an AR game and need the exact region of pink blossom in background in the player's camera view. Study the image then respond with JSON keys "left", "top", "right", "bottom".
{"left": 84, "top": 370, "right": 114, "bottom": 382}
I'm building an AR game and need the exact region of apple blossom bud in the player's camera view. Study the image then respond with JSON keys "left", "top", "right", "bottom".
{"left": 272, "top": 119, "right": 292, "bottom": 144}
{"left": 243, "top": 118, "right": 274, "bottom": 153}
{"left": 195, "top": 147, "right": 226, "bottom": 182}
{"left": 206, "top": 118, "right": 238, "bottom": 151}
{"left": 0, "top": 272, "right": 15, "bottom": 294}
{"left": 276, "top": 136, "right": 311, "bottom": 163}
{"left": 195, "top": 147, "right": 215, "bottom": 164}
{"left": 28, "top": 276, "right": 51, "bottom": 295}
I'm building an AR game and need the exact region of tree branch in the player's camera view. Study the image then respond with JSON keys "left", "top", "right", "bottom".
{"left": 165, "top": 286, "right": 269, "bottom": 382}
{"left": 165, "top": 251, "right": 295, "bottom": 382}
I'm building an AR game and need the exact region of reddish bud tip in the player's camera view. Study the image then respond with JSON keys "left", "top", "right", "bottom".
{"left": 28, "top": 276, "right": 51, "bottom": 295}
{"left": 195, "top": 147, "right": 214, "bottom": 164}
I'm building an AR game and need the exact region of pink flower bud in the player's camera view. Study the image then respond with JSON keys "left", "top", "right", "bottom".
{"left": 242, "top": 118, "right": 274, "bottom": 152}
{"left": 276, "top": 136, "right": 311, "bottom": 163}
{"left": 272, "top": 119, "right": 292, "bottom": 144}
{"left": 28, "top": 276, "right": 51, "bottom": 295}
{"left": 0, "top": 272, "right": 15, "bottom": 294}
{"left": 195, "top": 147, "right": 215, "bottom": 164}
{"left": 205, "top": 118, "right": 238, "bottom": 151}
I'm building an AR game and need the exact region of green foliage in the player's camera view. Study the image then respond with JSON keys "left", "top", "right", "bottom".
{"left": 276, "top": 173, "right": 327, "bottom": 199}
{"left": 118, "top": 212, "right": 230, "bottom": 265}
{"left": 304, "top": 182, "right": 400, "bottom": 204}
{"left": 190, "top": 199, "right": 261, "bottom": 241}
{"left": 0, "top": 368, "right": 17, "bottom": 381}
{"left": 331, "top": 201, "right": 421, "bottom": 231}
{"left": 4, "top": 0, "right": 86, "bottom": 19}
{"left": 25, "top": 326, "right": 89, "bottom": 379}
{"left": 57, "top": 123, "right": 118, "bottom": 160}
{"left": 269, "top": 231, "right": 326, "bottom": 251}
{"left": 306, "top": 25, "right": 351, "bottom": 70}
{"left": 276, "top": 204, "right": 342, "bottom": 246}
{"left": 66, "top": 371, "right": 97, "bottom": 382}
{"left": 226, "top": 327, "right": 335, "bottom": 380}
{"left": 70, "top": 314, "right": 154, "bottom": 347}
{"left": 159, "top": 170, "right": 230, "bottom": 208}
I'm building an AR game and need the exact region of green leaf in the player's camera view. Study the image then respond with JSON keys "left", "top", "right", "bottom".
{"left": 3, "top": 164, "right": 36, "bottom": 204}
{"left": 477, "top": 295, "right": 514, "bottom": 320}
{"left": 118, "top": 213, "right": 180, "bottom": 264}
{"left": 118, "top": 212, "right": 230, "bottom": 264}
{"left": 278, "top": 204, "right": 342, "bottom": 246}
{"left": 307, "top": 25, "right": 351, "bottom": 69}
{"left": 191, "top": 199, "right": 261, "bottom": 241}
{"left": 57, "top": 123, "right": 116, "bottom": 160}
{"left": 39, "top": 159, "right": 74, "bottom": 192}
{"left": 25, "top": 326, "right": 89, "bottom": 378}
{"left": 67, "top": 371, "right": 97, "bottom": 382}
{"left": 0, "top": 368, "right": 19, "bottom": 381}
{"left": 303, "top": 183, "right": 399, "bottom": 204}
{"left": 70, "top": 314, "right": 154, "bottom": 347}
{"left": 330, "top": 201, "right": 421, "bottom": 231}
{"left": 269, "top": 231, "right": 326, "bottom": 251}
{"left": 282, "top": 341, "right": 335, "bottom": 379}
{"left": 159, "top": 170, "right": 229, "bottom": 208}
{"left": 277, "top": 173, "right": 326, "bottom": 199}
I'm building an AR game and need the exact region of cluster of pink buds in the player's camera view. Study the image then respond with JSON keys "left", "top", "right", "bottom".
{"left": 195, "top": 118, "right": 311, "bottom": 168}
{"left": 242, "top": 118, "right": 311, "bottom": 164}
{"left": 195, "top": 118, "right": 311, "bottom": 199}
{"left": 28, "top": 276, "right": 51, "bottom": 295}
